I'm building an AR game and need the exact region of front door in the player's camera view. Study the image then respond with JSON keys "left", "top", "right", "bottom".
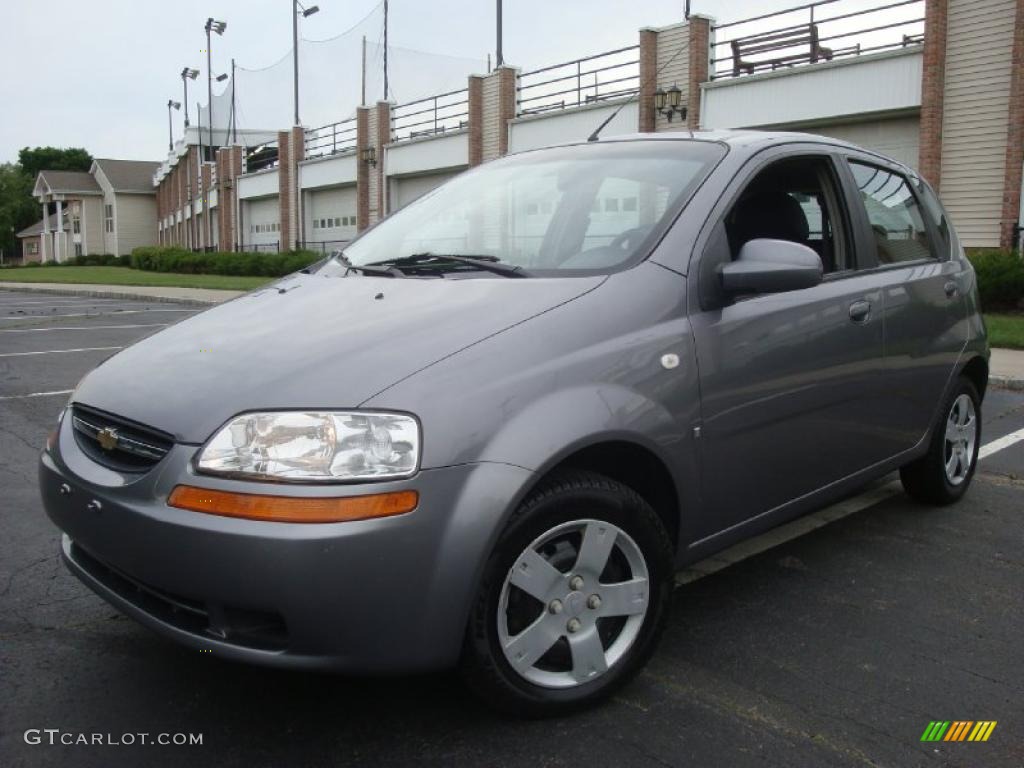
{"left": 689, "top": 151, "right": 887, "bottom": 540}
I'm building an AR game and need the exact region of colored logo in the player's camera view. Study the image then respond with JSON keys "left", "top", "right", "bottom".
{"left": 921, "top": 721, "right": 997, "bottom": 742}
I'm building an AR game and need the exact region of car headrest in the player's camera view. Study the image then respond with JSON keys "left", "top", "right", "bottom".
{"left": 733, "top": 190, "right": 810, "bottom": 246}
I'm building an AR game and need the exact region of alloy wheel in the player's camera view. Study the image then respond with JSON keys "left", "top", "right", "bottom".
{"left": 497, "top": 519, "right": 650, "bottom": 689}
{"left": 944, "top": 393, "right": 977, "bottom": 486}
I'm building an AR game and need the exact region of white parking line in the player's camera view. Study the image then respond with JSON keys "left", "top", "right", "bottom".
{"left": 0, "top": 346, "right": 124, "bottom": 358}
{"left": 677, "top": 428, "right": 1024, "bottom": 585}
{"left": 0, "top": 389, "right": 74, "bottom": 402}
{"left": 979, "top": 428, "right": 1024, "bottom": 459}
{"left": 0, "top": 309, "right": 195, "bottom": 321}
{"left": 0, "top": 324, "right": 170, "bottom": 333}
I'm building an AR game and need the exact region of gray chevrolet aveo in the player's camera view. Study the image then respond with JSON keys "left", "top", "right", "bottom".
{"left": 40, "top": 130, "right": 988, "bottom": 715}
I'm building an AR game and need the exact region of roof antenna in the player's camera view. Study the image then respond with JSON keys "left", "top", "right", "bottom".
{"left": 587, "top": 9, "right": 698, "bottom": 142}
{"left": 587, "top": 93, "right": 638, "bottom": 142}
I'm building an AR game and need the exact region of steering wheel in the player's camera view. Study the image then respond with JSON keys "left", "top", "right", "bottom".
{"left": 610, "top": 226, "right": 651, "bottom": 251}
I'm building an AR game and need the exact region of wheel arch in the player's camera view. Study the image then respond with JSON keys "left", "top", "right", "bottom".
{"left": 959, "top": 354, "right": 989, "bottom": 402}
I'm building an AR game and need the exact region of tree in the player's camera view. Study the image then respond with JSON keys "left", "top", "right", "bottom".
{"left": 0, "top": 164, "right": 38, "bottom": 262}
{"left": 18, "top": 147, "right": 93, "bottom": 179}
{"left": 0, "top": 147, "right": 92, "bottom": 261}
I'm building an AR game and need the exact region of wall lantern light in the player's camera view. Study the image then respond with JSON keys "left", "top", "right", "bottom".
{"left": 361, "top": 146, "right": 377, "bottom": 168}
{"left": 655, "top": 83, "right": 687, "bottom": 122}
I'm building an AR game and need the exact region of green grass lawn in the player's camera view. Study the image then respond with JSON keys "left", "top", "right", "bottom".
{"left": 985, "top": 313, "right": 1024, "bottom": 350}
{"left": 0, "top": 266, "right": 273, "bottom": 291}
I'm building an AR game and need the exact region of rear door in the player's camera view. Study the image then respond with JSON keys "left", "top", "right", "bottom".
{"left": 839, "top": 156, "right": 969, "bottom": 452}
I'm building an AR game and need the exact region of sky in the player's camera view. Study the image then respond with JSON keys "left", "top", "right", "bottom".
{"left": 0, "top": 0, "right": 892, "bottom": 164}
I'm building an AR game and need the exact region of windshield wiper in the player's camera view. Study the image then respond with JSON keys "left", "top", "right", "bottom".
{"left": 367, "top": 252, "right": 531, "bottom": 278}
{"left": 333, "top": 252, "right": 403, "bottom": 277}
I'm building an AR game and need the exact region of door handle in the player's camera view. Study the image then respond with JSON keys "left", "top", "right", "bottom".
{"left": 944, "top": 280, "right": 959, "bottom": 298}
{"left": 849, "top": 300, "right": 872, "bottom": 323}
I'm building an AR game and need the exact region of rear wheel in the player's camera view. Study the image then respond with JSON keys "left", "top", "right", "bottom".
{"left": 460, "top": 470, "right": 673, "bottom": 716}
{"left": 900, "top": 376, "right": 981, "bottom": 505}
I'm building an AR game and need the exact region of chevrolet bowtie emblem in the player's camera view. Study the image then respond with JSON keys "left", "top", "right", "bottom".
{"left": 96, "top": 427, "right": 119, "bottom": 451}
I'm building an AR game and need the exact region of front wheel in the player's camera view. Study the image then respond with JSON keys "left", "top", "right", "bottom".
{"left": 900, "top": 376, "right": 981, "bottom": 505}
{"left": 460, "top": 471, "right": 673, "bottom": 716}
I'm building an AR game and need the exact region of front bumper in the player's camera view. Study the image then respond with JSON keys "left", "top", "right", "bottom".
{"left": 40, "top": 413, "right": 530, "bottom": 673}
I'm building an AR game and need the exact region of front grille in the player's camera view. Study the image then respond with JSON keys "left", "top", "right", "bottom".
{"left": 71, "top": 405, "right": 173, "bottom": 473}
{"left": 69, "top": 542, "right": 288, "bottom": 651}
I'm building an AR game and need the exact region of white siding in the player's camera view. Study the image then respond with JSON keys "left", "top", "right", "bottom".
{"left": 938, "top": 0, "right": 1016, "bottom": 248}
{"left": 655, "top": 22, "right": 691, "bottom": 132}
{"left": 114, "top": 194, "right": 157, "bottom": 255}
{"left": 806, "top": 116, "right": 922, "bottom": 169}
{"left": 482, "top": 73, "right": 502, "bottom": 161}
{"left": 386, "top": 132, "right": 468, "bottom": 176}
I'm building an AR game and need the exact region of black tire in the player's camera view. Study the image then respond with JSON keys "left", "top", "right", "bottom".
{"left": 460, "top": 470, "right": 674, "bottom": 717}
{"left": 900, "top": 375, "right": 981, "bottom": 505}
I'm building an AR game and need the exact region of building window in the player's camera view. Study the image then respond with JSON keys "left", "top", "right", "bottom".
{"left": 27, "top": 242, "right": 39, "bottom": 255}
{"left": 74, "top": 243, "right": 83, "bottom": 257}
{"left": 72, "top": 215, "right": 81, "bottom": 234}
{"left": 104, "top": 204, "right": 114, "bottom": 233}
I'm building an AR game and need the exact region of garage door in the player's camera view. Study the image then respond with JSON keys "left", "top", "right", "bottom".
{"left": 307, "top": 185, "right": 357, "bottom": 247}
{"left": 391, "top": 170, "right": 464, "bottom": 211}
{"left": 806, "top": 117, "right": 921, "bottom": 170}
{"left": 244, "top": 197, "right": 280, "bottom": 249}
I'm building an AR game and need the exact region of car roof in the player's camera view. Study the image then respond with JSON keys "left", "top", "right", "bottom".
{"left": 533, "top": 128, "right": 912, "bottom": 176}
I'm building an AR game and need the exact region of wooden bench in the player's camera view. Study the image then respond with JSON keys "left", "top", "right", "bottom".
{"left": 731, "top": 24, "right": 833, "bottom": 76}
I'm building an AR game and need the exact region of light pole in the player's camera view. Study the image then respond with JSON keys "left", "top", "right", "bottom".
{"left": 180, "top": 68, "right": 199, "bottom": 127}
{"left": 205, "top": 17, "right": 227, "bottom": 156}
{"left": 293, "top": 2, "right": 319, "bottom": 125}
{"left": 167, "top": 100, "right": 181, "bottom": 151}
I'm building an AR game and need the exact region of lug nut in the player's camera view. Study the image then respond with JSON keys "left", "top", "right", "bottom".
{"left": 566, "top": 618, "right": 582, "bottom": 634}
{"left": 587, "top": 594, "right": 601, "bottom": 610}
{"left": 548, "top": 599, "right": 563, "bottom": 615}
{"left": 569, "top": 575, "right": 584, "bottom": 591}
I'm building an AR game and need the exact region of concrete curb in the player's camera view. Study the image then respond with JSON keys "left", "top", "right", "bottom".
{"left": 0, "top": 284, "right": 236, "bottom": 307}
{"left": 990, "top": 375, "right": 1024, "bottom": 393}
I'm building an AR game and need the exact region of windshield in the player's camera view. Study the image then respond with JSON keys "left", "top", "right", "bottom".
{"left": 339, "top": 140, "right": 725, "bottom": 276}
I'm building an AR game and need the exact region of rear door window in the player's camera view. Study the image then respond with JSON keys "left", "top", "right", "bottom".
{"left": 848, "top": 162, "right": 934, "bottom": 264}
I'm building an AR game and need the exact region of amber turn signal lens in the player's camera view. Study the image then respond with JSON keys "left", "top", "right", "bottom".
{"left": 168, "top": 485, "right": 418, "bottom": 523}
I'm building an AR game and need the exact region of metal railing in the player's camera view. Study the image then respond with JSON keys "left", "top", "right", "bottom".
{"left": 305, "top": 118, "right": 358, "bottom": 159}
{"left": 517, "top": 45, "right": 640, "bottom": 116}
{"left": 391, "top": 88, "right": 470, "bottom": 143}
{"left": 244, "top": 140, "right": 279, "bottom": 173}
{"left": 711, "top": 0, "right": 925, "bottom": 79}
{"left": 236, "top": 242, "right": 281, "bottom": 253}
{"left": 298, "top": 239, "right": 351, "bottom": 254}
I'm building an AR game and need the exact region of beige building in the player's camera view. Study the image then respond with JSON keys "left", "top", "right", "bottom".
{"left": 31, "top": 158, "right": 161, "bottom": 261}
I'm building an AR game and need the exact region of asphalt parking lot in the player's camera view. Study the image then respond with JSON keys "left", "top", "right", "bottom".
{"left": 1, "top": 288, "right": 1022, "bottom": 768}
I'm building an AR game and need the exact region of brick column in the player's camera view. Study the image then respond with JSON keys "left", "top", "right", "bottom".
{"left": 201, "top": 164, "right": 213, "bottom": 249}
{"left": 918, "top": 0, "right": 949, "bottom": 189}
{"left": 1000, "top": 0, "right": 1024, "bottom": 250}
{"left": 638, "top": 29, "right": 658, "bottom": 132}
{"left": 467, "top": 74, "right": 484, "bottom": 167}
{"left": 277, "top": 130, "right": 293, "bottom": 252}
{"left": 480, "top": 66, "right": 517, "bottom": 163}
{"left": 216, "top": 146, "right": 243, "bottom": 251}
{"left": 376, "top": 101, "right": 391, "bottom": 218}
{"left": 356, "top": 107, "right": 370, "bottom": 231}
{"left": 290, "top": 126, "right": 305, "bottom": 249}
{"left": 687, "top": 16, "right": 712, "bottom": 129}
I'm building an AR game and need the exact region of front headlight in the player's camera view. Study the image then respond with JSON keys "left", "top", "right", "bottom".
{"left": 196, "top": 411, "right": 420, "bottom": 482}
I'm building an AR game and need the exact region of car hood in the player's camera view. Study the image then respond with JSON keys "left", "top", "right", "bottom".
{"left": 73, "top": 273, "right": 604, "bottom": 444}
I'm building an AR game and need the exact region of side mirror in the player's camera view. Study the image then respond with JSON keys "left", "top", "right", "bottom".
{"left": 720, "top": 238, "right": 823, "bottom": 295}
